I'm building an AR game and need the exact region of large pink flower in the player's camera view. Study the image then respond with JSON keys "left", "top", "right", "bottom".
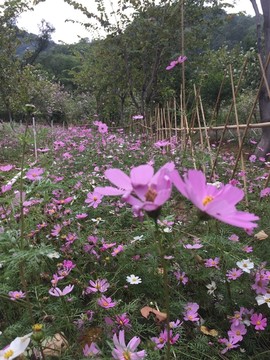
{"left": 170, "top": 169, "right": 259, "bottom": 230}
{"left": 112, "top": 330, "right": 146, "bottom": 359}
{"left": 95, "top": 163, "right": 174, "bottom": 215}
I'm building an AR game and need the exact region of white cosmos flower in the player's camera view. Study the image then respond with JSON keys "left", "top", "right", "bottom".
{"left": 236, "top": 259, "right": 254, "bottom": 273}
{"left": 256, "top": 294, "right": 270, "bottom": 307}
{"left": 0, "top": 332, "right": 32, "bottom": 360}
{"left": 126, "top": 274, "right": 142, "bottom": 285}
{"left": 206, "top": 281, "right": 217, "bottom": 295}
{"left": 47, "top": 251, "right": 60, "bottom": 259}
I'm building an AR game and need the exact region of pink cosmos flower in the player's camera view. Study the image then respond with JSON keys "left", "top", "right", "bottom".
{"left": 112, "top": 330, "right": 146, "bottom": 359}
{"left": 62, "top": 259, "right": 76, "bottom": 270}
{"left": 220, "top": 336, "right": 240, "bottom": 354}
{"left": 49, "top": 284, "right": 74, "bottom": 297}
{"left": 0, "top": 164, "right": 13, "bottom": 172}
{"left": 97, "top": 122, "right": 108, "bottom": 133}
{"left": 228, "top": 234, "right": 239, "bottom": 242}
{"left": 51, "top": 274, "right": 64, "bottom": 287}
{"left": 86, "top": 279, "right": 110, "bottom": 294}
{"left": 51, "top": 224, "right": 62, "bottom": 237}
{"left": 76, "top": 213, "right": 88, "bottom": 219}
{"left": 227, "top": 323, "right": 247, "bottom": 342}
{"left": 97, "top": 295, "right": 117, "bottom": 309}
{"left": 260, "top": 188, "right": 270, "bottom": 198}
{"left": 54, "top": 196, "right": 73, "bottom": 205}
{"left": 174, "top": 271, "right": 188, "bottom": 285}
{"left": 111, "top": 245, "right": 124, "bottom": 256}
{"left": 250, "top": 313, "right": 267, "bottom": 330}
{"left": 115, "top": 313, "right": 131, "bottom": 329}
{"left": 1, "top": 184, "right": 12, "bottom": 193}
{"left": 242, "top": 245, "right": 253, "bottom": 253}
{"left": 83, "top": 342, "right": 101, "bottom": 357}
{"left": 151, "top": 329, "right": 180, "bottom": 349}
{"left": 132, "top": 114, "right": 144, "bottom": 120}
{"left": 25, "top": 167, "right": 44, "bottom": 181}
{"left": 95, "top": 162, "right": 175, "bottom": 216}
{"left": 166, "top": 55, "right": 187, "bottom": 70}
{"left": 226, "top": 268, "right": 243, "bottom": 280}
{"left": 170, "top": 169, "right": 259, "bottom": 229}
{"left": 9, "top": 290, "right": 26, "bottom": 301}
{"left": 85, "top": 192, "right": 103, "bottom": 208}
{"left": 205, "top": 257, "right": 220, "bottom": 269}
{"left": 183, "top": 311, "right": 200, "bottom": 322}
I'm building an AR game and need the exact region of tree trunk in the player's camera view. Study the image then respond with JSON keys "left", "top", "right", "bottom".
{"left": 251, "top": 0, "right": 270, "bottom": 158}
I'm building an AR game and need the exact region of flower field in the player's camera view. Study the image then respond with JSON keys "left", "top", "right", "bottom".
{"left": 0, "top": 120, "right": 270, "bottom": 359}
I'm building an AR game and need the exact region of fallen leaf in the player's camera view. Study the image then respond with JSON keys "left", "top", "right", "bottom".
{"left": 79, "top": 327, "right": 103, "bottom": 348}
{"left": 254, "top": 230, "right": 268, "bottom": 241}
{"left": 140, "top": 306, "right": 167, "bottom": 322}
{"left": 42, "top": 333, "right": 68, "bottom": 357}
{"left": 200, "top": 325, "right": 218, "bottom": 337}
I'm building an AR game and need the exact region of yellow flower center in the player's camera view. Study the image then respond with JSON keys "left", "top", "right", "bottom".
{"left": 93, "top": 196, "right": 98, "bottom": 201}
{"left": 4, "top": 350, "right": 14, "bottom": 359}
{"left": 202, "top": 195, "right": 214, "bottom": 206}
{"left": 257, "top": 320, "right": 261, "bottom": 325}
{"left": 33, "top": 323, "right": 43, "bottom": 331}
{"left": 123, "top": 350, "right": 131, "bottom": 360}
{"left": 145, "top": 187, "right": 157, "bottom": 202}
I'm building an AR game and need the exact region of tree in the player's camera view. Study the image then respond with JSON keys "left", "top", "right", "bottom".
{"left": 250, "top": 0, "right": 270, "bottom": 158}
{"left": 0, "top": 0, "right": 31, "bottom": 122}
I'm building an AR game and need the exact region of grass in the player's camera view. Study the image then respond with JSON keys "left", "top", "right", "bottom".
{"left": 0, "top": 121, "right": 269, "bottom": 359}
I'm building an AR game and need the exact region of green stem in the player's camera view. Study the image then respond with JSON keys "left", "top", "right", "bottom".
{"left": 155, "top": 221, "right": 171, "bottom": 359}
{"left": 18, "top": 121, "right": 34, "bottom": 324}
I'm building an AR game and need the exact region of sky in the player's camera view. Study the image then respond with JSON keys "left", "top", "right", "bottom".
{"left": 1, "top": 0, "right": 262, "bottom": 44}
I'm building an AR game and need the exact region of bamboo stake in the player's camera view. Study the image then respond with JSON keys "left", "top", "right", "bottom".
{"left": 174, "top": 98, "right": 178, "bottom": 140}
{"left": 199, "top": 94, "right": 215, "bottom": 171}
{"left": 180, "top": 89, "right": 185, "bottom": 150}
{"left": 231, "top": 53, "right": 270, "bottom": 180}
{"left": 210, "top": 58, "right": 248, "bottom": 178}
{"left": 210, "top": 70, "right": 227, "bottom": 127}
{"left": 153, "top": 122, "right": 270, "bottom": 132}
{"left": 229, "top": 64, "right": 249, "bottom": 206}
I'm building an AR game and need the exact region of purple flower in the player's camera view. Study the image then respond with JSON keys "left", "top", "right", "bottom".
{"left": 95, "top": 162, "right": 175, "bottom": 216}
{"left": 25, "top": 167, "right": 44, "bottom": 181}
{"left": 170, "top": 169, "right": 259, "bottom": 229}
{"left": 98, "top": 122, "right": 108, "bottom": 133}
{"left": 97, "top": 295, "right": 117, "bottom": 309}
{"left": 86, "top": 279, "right": 110, "bottom": 294}
{"left": 220, "top": 336, "right": 240, "bottom": 354}
{"left": 85, "top": 192, "right": 103, "bottom": 208}
{"left": 132, "top": 114, "right": 144, "bottom": 120}
{"left": 49, "top": 284, "right": 74, "bottom": 297}
{"left": 9, "top": 290, "right": 26, "bottom": 301}
{"left": 166, "top": 55, "right": 187, "bottom": 70}
{"left": 83, "top": 342, "right": 101, "bottom": 357}
{"left": 0, "top": 164, "right": 13, "bottom": 172}
{"left": 226, "top": 268, "right": 243, "bottom": 280}
{"left": 204, "top": 257, "right": 220, "bottom": 269}
{"left": 250, "top": 313, "right": 267, "bottom": 330}
{"left": 151, "top": 329, "right": 180, "bottom": 349}
{"left": 112, "top": 330, "right": 146, "bottom": 359}
{"left": 227, "top": 323, "right": 247, "bottom": 342}
{"left": 174, "top": 271, "right": 188, "bottom": 285}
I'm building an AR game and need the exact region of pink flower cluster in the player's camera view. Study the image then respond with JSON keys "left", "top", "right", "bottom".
{"left": 96, "top": 165, "right": 259, "bottom": 229}
{"left": 183, "top": 302, "right": 200, "bottom": 322}
{"left": 95, "top": 162, "right": 175, "bottom": 218}
{"left": 220, "top": 307, "right": 267, "bottom": 354}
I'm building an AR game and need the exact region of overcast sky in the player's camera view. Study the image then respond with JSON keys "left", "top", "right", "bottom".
{"left": 1, "top": 0, "right": 261, "bottom": 44}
